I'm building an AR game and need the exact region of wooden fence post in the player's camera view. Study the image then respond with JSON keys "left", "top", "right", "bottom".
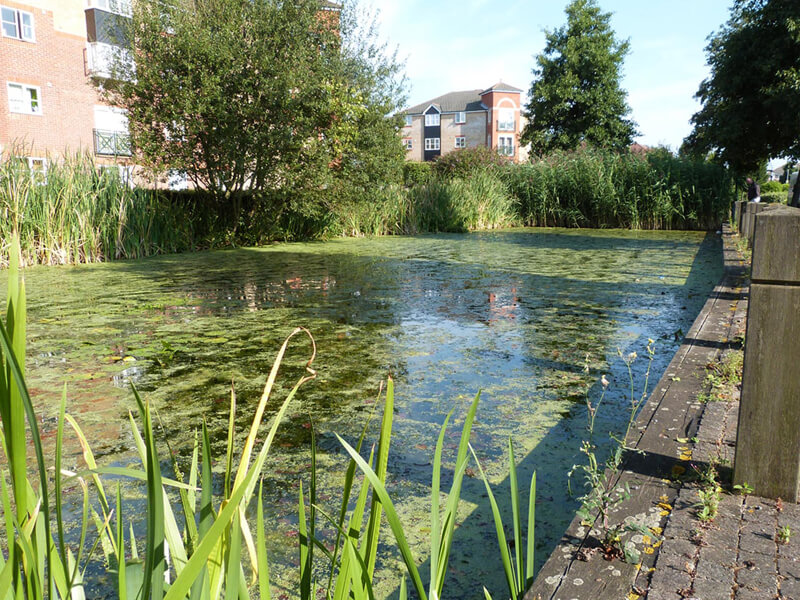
{"left": 734, "top": 205, "right": 800, "bottom": 500}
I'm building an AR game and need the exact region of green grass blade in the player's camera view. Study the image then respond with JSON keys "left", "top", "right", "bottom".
{"left": 435, "top": 391, "right": 480, "bottom": 597}
{"left": 469, "top": 445, "right": 516, "bottom": 599}
{"left": 232, "top": 327, "right": 316, "bottom": 493}
{"left": 526, "top": 471, "right": 536, "bottom": 590}
{"left": 508, "top": 438, "right": 523, "bottom": 593}
{"left": 133, "top": 387, "right": 165, "bottom": 600}
{"left": 199, "top": 420, "right": 214, "bottom": 538}
{"left": 224, "top": 383, "right": 236, "bottom": 498}
{"left": 316, "top": 506, "right": 376, "bottom": 600}
{"left": 399, "top": 576, "right": 407, "bottom": 600}
{"left": 327, "top": 390, "right": 377, "bottom": 597}
{"left": 0, "top": 305, "right": 54, "bottom": 597}
{"left": 362, "top": 378, "right": 394, "bottom": 578}
{"left": 256, "top": 480, "right": 271, "bottom": 600}
{"left": 165, "top": 367, "right": 305, "bottom": 600}
{"left": 299, "top": 480, "right": 311, "bottom": 600}
{"left": 224, "top": 512, "right": 242, "bottom": 600}
{"left": 116, "top": 485, "right": 127, "bottom": 600}
{"left": 65, "top": 413, "right": 110, "bottom": 514}
{"left": 429, "top": 410, "right": 453, "bottom": 598}
{"left": 333, "top": 448, "right": 374, "bottom": 600}
{"left": 336, "top": 434, "right": 427, "bottom": 600}
{"left": 55, "top": 386, "right": 67, "bottom": 567}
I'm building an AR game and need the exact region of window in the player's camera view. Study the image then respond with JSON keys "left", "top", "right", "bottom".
{"left": 454, "top": 136, "right": 466, "bottom": 149}
{"left": 455, "top": 111, "right": 466, "bottom": 124}
{"left": 404, "top": 115, "right": 412, "bottom": 127}
{"left": 7, "top": 82, "right": 41, "bottom": 114}
{"left": 1, "top": 6, "right": 34, "bottom": 41}
{"left": 87, "top": 0, "right": 133, "bottom": 17}
{"left": 402, "top": 138, "right": 413, "bottom": 150}
{"left": 94, "top": 105, "right": 131, "bottom": 156}
{"left": 498, "top": 108, "right": 515, "bottom": 131}
{"left": 424, "top": 138, "right": 440, "bottom": 151}
{"left": 26, "top": 157, "right": 47, "bottom": 184}
{"left": 498, "top": 135, "right": 514, "bottom": 157}
{"left": 424, "top": 113, "right": 440, "bottom": 127}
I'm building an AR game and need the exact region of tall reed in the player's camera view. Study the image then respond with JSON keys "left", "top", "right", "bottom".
{"left": 0, "top": 151, "right": 193, "bottom": 267}
{"left": 503, "top": 147, "right": 733, "bottom": 230}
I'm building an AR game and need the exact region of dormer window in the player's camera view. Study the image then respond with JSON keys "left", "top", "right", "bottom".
{"left": 425, "top": 113, "right": 440, "bottom": 127}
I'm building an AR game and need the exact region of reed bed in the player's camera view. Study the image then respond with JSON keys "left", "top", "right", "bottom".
{"left": 503, "top": 147, "right": 734, "bottom": 230}
{"left": 1, "top": 146, "right": 734, "bottom": 267}
{"left": 0, "top": 153, "right": 193, "bottom": 268}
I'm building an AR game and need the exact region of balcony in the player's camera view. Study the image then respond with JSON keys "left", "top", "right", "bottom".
{"left": 94, "top": 129, "right": 132, "bottom": 157}
{"left": 86, "top": 42, "right": 134, "bottom": 80}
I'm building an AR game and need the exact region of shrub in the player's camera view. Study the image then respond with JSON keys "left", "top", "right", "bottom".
{"left": 432, "top": 147, "right": 510, "bottom": 179}
{"left": 403, "top": 161, "right": 433, "bottom": 186}
{"left": 760, "top": 191, "right": 786, "bottom": 204}
{"left": 760, "top": 180, "right": 787, "bottom": 193}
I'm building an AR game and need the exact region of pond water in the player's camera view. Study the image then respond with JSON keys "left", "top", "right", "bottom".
{"left": 8, "top": 228, "right": 722, "bottom": 599}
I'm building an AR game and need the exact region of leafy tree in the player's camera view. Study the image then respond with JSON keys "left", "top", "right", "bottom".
{"left": 683, "top": 0, "right": 800, "bottom": 183}
{"left": 104, "top": 0, "right": 405, "bottom": 227}
{"left": 521, "top": 0, "right": 637, "bottom": 155}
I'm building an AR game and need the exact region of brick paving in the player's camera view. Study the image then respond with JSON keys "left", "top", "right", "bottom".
{"left": 526, "top": 226, "right": 800, "bottom": 600}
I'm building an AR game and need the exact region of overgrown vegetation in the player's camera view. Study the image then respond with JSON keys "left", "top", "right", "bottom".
{"left": 1, "top": 144, "right": 734, "bottom": 266}
{"left": 568, "top": 343, "right": 656, "bottom": 563}
{"left": 505, "top": 147, "right": 733, "bottom": 229}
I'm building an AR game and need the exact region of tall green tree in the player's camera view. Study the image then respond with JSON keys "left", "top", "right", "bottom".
{"left": 683, "top": 0, "right": 800, "bottom": 182}
{"left": 104, "top": 0, "right": 405, "bottom": 226}
{"left": 521, "top": 0, "right": 637, "bottom": 155}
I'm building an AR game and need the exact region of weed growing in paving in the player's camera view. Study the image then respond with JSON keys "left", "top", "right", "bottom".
{"left": 778, "top": 526, "right": 792, "bottom": 545}
{"left": 569, "top": 341, "right": 656, "bottom": 563}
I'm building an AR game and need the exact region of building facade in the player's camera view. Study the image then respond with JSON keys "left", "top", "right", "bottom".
{"left": 400, "top": 82, "right": 528, "bottom": 163}
{"left": 0, "top": 0, "right": 134, "bottom": 174}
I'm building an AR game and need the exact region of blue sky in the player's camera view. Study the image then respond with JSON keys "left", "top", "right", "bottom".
{"left": 375, "top": 1, "right": 734, "bottom": 151}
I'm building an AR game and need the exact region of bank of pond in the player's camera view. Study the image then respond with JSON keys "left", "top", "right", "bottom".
{"left": 0, "top": 146, "right": 734, "bottom": 268}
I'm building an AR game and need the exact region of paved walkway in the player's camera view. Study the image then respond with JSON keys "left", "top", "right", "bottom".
{"left": 525, "top": 227, "right": 800, "bottom": 600}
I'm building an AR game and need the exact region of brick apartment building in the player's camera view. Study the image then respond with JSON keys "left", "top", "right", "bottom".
{"left": 0, "top": 0, "right": 134, "bottom": 177}
{"left": 400, "top": 82, "right": 528, "bottom": 163}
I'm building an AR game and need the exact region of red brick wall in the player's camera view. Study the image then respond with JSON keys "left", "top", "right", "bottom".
{"left": 481, "top": 89, "right": 522, "bottom": 162}
{"left": 0, "top": 1, "right": 100, "bottom": 159}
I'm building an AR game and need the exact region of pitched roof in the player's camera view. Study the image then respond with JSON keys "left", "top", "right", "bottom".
{"left": 404, "top": 90, "right": 487, "bottom": 115}
{"left": 403, "top": 83, "right": 524, "bottom": 115}
{"left": 480, "top": 82, "right": 523, "bottom": 94}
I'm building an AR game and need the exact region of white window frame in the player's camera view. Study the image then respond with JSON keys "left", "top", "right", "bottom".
{"left": 26, "top": 157, "right": 47, "bottom": 184}
{"left": 455, "top": 111, "right": 466, "bottom": 124}
{"left": 1, "top": 6, "right": 34, "bottom": 42}
{"left": 424, "top": 113, "right": 440, "bottom": 127}
{"left": 404, "top": 115, "right": 412, "bottom": 127}
{"left": 86, "top": 0, "right": 133, "bottom": 17}
{"left": 424, "top": 138, "right": 440, "bottom": 151}
{"left": 498, "top": 108, "right": 515, "bottom": 132}
{"left": 498, "top": 135, "right": 514, "bottom": 157}
{"left": 454, "top": 136, "right": 466, "bottom": 149}
{"left": 7, "top": 82, "right": 42, "bottom": 115}
{"left": 402, "top": 138, "right": 413, "bottom": 150}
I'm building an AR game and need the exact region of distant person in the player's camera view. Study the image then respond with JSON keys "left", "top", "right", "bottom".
{"left": 789, "top": 172, "right": 799, "bottom": 208}
{"left": 746, "top": 177, "right": 761, "bottom": 203}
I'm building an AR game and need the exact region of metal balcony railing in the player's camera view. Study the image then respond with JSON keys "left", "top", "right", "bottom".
{"left": 93, "top": 129, "right": 132, "bottom": 156}
{"left": 86, "top": 42, "right": 134, "bottom": 79}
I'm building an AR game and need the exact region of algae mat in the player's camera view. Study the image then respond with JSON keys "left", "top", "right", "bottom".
{"left": 5, "top": 228, "right": 723, "bottom": 599}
